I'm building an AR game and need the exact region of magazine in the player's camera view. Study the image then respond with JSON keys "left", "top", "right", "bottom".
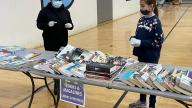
{"left": 51, "top": 62, "right": 86, "bottom": 78}
{"left": 33, "top": 58, "right": 57, "bottom": 74}
{"left": 56, "top": 45, "right": 76, "bottom": 59}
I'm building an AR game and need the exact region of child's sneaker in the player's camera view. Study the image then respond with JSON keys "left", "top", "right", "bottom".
{"left": 129, "top": 100, "right": 147, "bottom": 108}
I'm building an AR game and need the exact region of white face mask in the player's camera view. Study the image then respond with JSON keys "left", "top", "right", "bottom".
{"left": 51, "top": 1, "right": 63, "bottom": 8}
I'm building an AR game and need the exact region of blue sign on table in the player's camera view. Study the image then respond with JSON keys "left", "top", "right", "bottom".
{"left": 60, "top": 80, "right": 85, "bottom": 107}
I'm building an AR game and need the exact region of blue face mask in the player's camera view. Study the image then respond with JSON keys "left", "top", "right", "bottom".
{"left": 51, "top": 0, "right": 63, "bottom": 8}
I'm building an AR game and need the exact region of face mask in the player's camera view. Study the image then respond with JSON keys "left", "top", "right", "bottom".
{"left": 52, "top": 1, "right": 63, "bottom": 8}
{"left": 140, "top": 9, "right": 150, "bottom": 15}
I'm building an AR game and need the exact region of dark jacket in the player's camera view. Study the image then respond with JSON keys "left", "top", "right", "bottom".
{"left": 37, "top": 3, "right": 73, "bottom": 51}
{"left": 133, "top": 15, "right": 164, "bottom": 63}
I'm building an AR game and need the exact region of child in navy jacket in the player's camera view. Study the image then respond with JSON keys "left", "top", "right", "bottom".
{"left": 129, "top": 0, "right": 164, "bottom": 108}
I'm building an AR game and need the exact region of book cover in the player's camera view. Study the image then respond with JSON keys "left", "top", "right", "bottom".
{"left": 128, "top": 72, "right": 144, "bottom": 88}
{"left": 152, "top": 68, "right": 173, "bottom": 91}
{"left": 0, "top": 55, "right": 17, "bottom": 62}
{"left": 91, "top": 51, "right": 107, "bottom": 63}
{"left": 146, "top": 78, "right": 158, "bottom": 89}
{"left": 56, "top": 45, "right": 76, "bottom": 59}
{"left": 64, "top": 48, "right": 85, "bottom": 62}
{"left": 165, "top": 77, "right": 180, "bottom": 93}
{"left": 86, "top": 62, "right": 120, "bottom": 74}
{"left": 52, "top": 62, "right": 85, "bottom": 78}
{"left": 86, "top": 74, "right": 110, "bottom": 80}
{"left": 0, "top": 46, "right": 24, "bottom": 53}
{"left": 33, "top": 58, "right": 56, "bottom": 74}
{"left": 78, "top": 50, "right": 95, "bottom": 62}
{"left": 85, "top": 70, "right": 117, "bottom": 77}
{"left": 125, "top": 58, "right": 139, "bottom": 66}
{"left": 21, "top": 52, "right": 40, "bottom": 60}
{"left": 179, "top": 74, "right": 192, "bottom": 93}
{"left": 116, "top": 70, "right": 135, "bottom": 86}
{"left": 153, "top": 80, "right": 167, "bottom": 91}
{"left": 174, "top": 77, "right": 192, "bottom": 96}
{"left": 51, "top": 61, "right": 73, "bottom": 76}
{"left": 67, "top": 63, "right": 86, "bottom": 78}
{"left": 0, "top": 51, "right": 10, "bottom": 57}
{"left": 135, "top": 76, "right": 153, "bottom": 89}
{"left": 187, "top": 71, "right": 192, "bottom": 79}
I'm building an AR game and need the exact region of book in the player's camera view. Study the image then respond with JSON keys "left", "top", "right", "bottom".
{"left": 152, "top": 68, "right": 173, "bottom": 91}
{"left": 0, "top": 51, "right": 10, "bottom": 57}
{"left": 51, "top": 61, "right": 73, "bottom": 76}
{"left": 51, "top": 62, "right": 85, "bottom": 78}
{"left": 0, "top": 55, "right": 17, "bottom": 62}
{"left": 135, "top": 76, "right": 153, "bottom": 89}
{"left": 91, "top": 51, "right": 107, "bottom": 63}
{"left": 9, "top": 59, "right": 32, "bottom": 66}
{"left": 128, "top": 72, "right": 144, "bottom": 88}
{"left": 21, "top": 52, "right": 40, "bottom": 60}
{"left": 125, "top": 63, "right": 147, "bottom": 73}
{"left": 125, "top": 58, "right": 139, "bottom": 66}
{"left": 86, "top": 74, "right": 111, "bottom": 80}
{"left": 153, "top": 79, "right": 167, "bottom": 91}
{"left": 64, "top": 48, "right": 84, "bottom": 62}
{"left": 0, "top": 46, "right": 24, "bottom": 53}
{"left": 173, "top": 77, "right": 192, "bottom": 96}
{"left": 165, "top": 76, "right": 180, "bottom": 93}
{"left": 33, "top": 58, "right": 57, "bottom": 74}
{"left": 179, "top": 74, "right": 192, "bottom": 93}
{"left": 187, "top": 71, "right": 192, "bottom": 79}
{"left": 165, "top": 69, "right": 189, "bottom": 94}
{"left": 146, "top": 79, "right": 158, "bottom": 89}
{"left": 85, "top": 70, "right": 117, "bottom": 77}
{"left": 56, "top": 45, "right": 76, "bottom": 59}
{"left": 117, "top": 70, "right": 135, "bottom": 86}
{"left": 137, "top": 64, "right": 162, "bottom": 89}
{"left": 68, "top": 63, "right": 86, "bottom": 78}
{"left": 0, "top": 56, "right": 23, "bottom": 66}
{"left": 78, "top": 50, "right": 95, "bottom": 62}
{"left": 86, "top": 62, "right": 121, "bottom": 74}
{"left": 140, "top": 64, "right": 162, "bottom": 78}
{"left": 122, "top": 63, "right": 148, "bottom": 88}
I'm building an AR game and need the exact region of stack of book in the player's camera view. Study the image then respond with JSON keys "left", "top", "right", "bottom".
{"left": 85, "top": 62, "right": 122, "bottom": 80}
{"left": 117, "top": 63, "right": 192, "bottom": 96}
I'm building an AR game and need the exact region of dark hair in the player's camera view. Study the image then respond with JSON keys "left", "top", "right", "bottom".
{"left": 143, "top": 0, "right": 159, "bottom": 17}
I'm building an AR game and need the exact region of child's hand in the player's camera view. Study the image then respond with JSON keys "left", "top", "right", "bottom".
{"left": 48, "top": 21, "right": 57, "bottom": 27}
{"left": 129, "top": 38, "right": 141, "bottom": 47}
{"left": 65, "top": 23, "right": 73, "bottom": 28}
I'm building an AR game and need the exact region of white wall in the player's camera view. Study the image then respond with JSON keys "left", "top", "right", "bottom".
{"left": 0, "top": 0, "right": 138, "bottom": 48}
{"left": 0, "top": 0, "right": 97, "bottom": 48}
{"left": 69, "top": 0, "right": 97, "bottom": 35}
{"left": 113, "top": 0, "right": 140, "bottom": 20}
{"left": 0, "top": 0, "right": 42, "bottom": 48}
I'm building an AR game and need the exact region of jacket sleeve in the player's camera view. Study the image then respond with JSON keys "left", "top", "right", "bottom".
{"left": 140, "top": 20, "right": 164, "bottom": 49}
{"left": 36, "top": 9, "right": 49, "bottom": 30}
{"left": 66, "top": 10, "right": 74, "bottom": 30}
